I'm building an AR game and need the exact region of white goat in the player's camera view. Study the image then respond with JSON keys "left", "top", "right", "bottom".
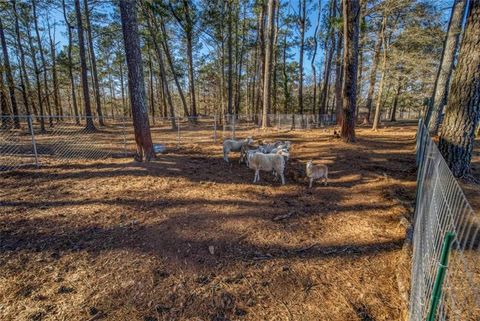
{"left": 306, "top": 160, "right": 328, "bottom": 188}
{"left": 248, "top": 150, "right": 289, "bottom": 185}
{"left": 260, "top": 141, "right": 283, "bottom": 153}
{"left": 223, "top": 137, "right": 253, "bottom": 162}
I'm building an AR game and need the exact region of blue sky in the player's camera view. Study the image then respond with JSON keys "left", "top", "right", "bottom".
{"left": 46, "top": 0, "right": 452, "bottom": 76}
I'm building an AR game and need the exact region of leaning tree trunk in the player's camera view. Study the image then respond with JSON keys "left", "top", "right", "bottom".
{"left": 318, "top": 0, "right": 335, "bottom": 116}
{"left": 261, "top": 0, "right": 276, "bottom": 129}
{"left": 119, "top": 0, "right": 154, "bottom": 161}
{"left": 74, "top": 0, "right": 95, "bottom": 130}
{"left": 438, "top": 0, "right": 480, "bottom": 178}
{"left": 84, "top": 0, "right": 104, "bottom": 126}
{"left": 143, "top": 11, "right": 177, "bottom": 129}
{"left": 0, "top": 16, "right": 20, "bottom": 128}
{"left": 425, "top": 0, "right": 466, "bottom": 135}
{"left": 340, "top": 0, "right": 360, "bottom": 142}
{"left": 153, "top": 14, "right": 189, "bottom": 118}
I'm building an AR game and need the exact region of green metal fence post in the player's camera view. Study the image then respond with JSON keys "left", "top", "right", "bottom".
{"left": 426, "top": 232, "right": 455, "bottom": 321}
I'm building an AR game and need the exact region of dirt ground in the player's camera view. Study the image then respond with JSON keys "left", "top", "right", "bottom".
{"left": 0, "top": 122, "right": 478, "bottom": 321}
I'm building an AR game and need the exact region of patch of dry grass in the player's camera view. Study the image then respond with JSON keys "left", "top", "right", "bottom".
{"left": 0, "top": 122, "right": 475, "bottom": 321}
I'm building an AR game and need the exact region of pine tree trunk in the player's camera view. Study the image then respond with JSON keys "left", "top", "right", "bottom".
{"left": 251, "top": 34, "right": 258, "bottom": 116}
{"left": 319, "top": 28, "right": 335, "bottom": 115}
{"left": 0, "top": 64, "right": 10, "bottom": 127}
{"left": 144, "top": 13, "right": 177, "bottom": 129}
{"left": 356, "top": 2, "right": 366, "bottom": 121}
{"left": 262, "top": 0, "right": 276, "bottom": 128}
{"left": 0, "top": 16, "right": 20, "bottom": 128}
{"left": 311, "top": 0, "right": 321, "bottom": 116}
{"left": 255, "top": 1, "right": 266, "bottom": 119}
{"left": 318, "top": 0, "right": 335, "bottom": 116}
{"left": 390, "top": 80, "right": 402, "bottom": 122}
{"left": 438, "top": 0, "right": 480, "bottom": 178}
{"left": 0, "top": 64, "right": 10, "bottom": 128}
{"left": 426, "top": 0, "right": 466, "bottom": 135}
{"left": 119, "top": 60, "right": 127, "bottom": 117}
{"left": 74, "top": 0, "right": 95, "bottom": 130}
{"left": 235, "top": 4, "right": 248, "bottom": 115}
{"left": 47, "top": 18, "right": 62, "bottom": 119}
{"left": 183, "top": 0, "right": 197, "bottom": 118}
{"left": 26, "top": 19, "right": 46, "bottom": 132}
{"left": 148, "top": 48, "right": 155, "bottom": 123}
{"left": 372, "top": 16, "right": 388, "bottom": 132}
{"left": 364, "top": 17, "right": 384, "bottom": 124}
{"left": 62, "top": 0, "right": 79, "bottom": 123}
{"left": 227, "top": 0, "right": 234, "bottom": 116}
{"left": 154, "top": 15, "right": 190, "bottom": 118}
{"left": 12, "top": 0, "right": 33, "bottom": 117}
{"left": 271, "top": 3, "right": 280, "bottom": 115}
{"left": 340, "top": 0, "right": 360, "bottom": 142}
{"left": 119, "top": 0, "right": 154, "bottom": 161}
{"left": 334, "top": 29, "right": 343, "bottom": 124}
{"left": 32, "top": 0, "right": 53, "bottom": 127}
{"left": 84, "top": 0, "right": 104, "bottom": 125}
{"left": 319, "top": 42, "right": 334, "bottom": 115}
{"left": 298, "top": 0, "right": 306, "bottom": 115}
{"left": 282, "top": 32, "right": 289, "bottom": 114}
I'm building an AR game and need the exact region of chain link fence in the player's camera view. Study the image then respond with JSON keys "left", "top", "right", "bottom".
{"left": 0, "top": 114, "right": 336, "bottom": 171}
{"left": 0, "top": 115, "right": 127, "bottom": 171}
{"left": 253, "top": 113, "right": 336, "bottom": 130}
{"left": 409, "top": 119, "right": 480, "bottom": 321}
{"left": 0, "top": 116, "right": 38, "bottom": 171}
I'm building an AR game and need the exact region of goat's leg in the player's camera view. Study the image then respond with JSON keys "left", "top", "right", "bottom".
{"left": 281, "top": 173, "right": 285, "bottom": 185}
{"left": 309, "top": 178, "right": 313, "bottom": 188}
{"left": 223, "top": 147, "right": 229, "bottom": 162}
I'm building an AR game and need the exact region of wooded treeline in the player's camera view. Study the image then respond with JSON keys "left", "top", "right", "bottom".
{"left": 0, "top": 0, "right": 444, "bottom": 126}
{"left": 0, "top": 0, "right": 479, "bottom": 175}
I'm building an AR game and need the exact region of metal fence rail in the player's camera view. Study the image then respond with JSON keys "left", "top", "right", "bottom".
{"left": 409, "top": 119, "right": 480, "bottom": 321}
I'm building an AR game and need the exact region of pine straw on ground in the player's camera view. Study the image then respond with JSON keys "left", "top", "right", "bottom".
{"left": 0, "top": 122, "right": 473, "bottom": 321}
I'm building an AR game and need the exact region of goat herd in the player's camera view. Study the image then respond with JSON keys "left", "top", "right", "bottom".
{"left": 222, "top": 137, "right": 328, "bottom": 187}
